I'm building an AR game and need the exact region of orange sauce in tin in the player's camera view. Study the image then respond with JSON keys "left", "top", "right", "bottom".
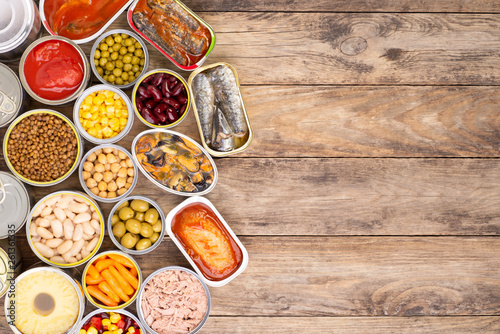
{"left": 44, "top": 0, "right": 130, "bottom": 40}
{"left": 172, "top": 203, "right": 243, "bottom": 281}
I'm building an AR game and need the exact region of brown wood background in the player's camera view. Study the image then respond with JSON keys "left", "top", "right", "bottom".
{"left": 1, "top": 0, "right": 500, "bottom": 333}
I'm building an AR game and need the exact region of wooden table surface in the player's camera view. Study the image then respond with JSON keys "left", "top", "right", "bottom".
{"left": 2, "top": 0, "right": 500, "bottom": 333}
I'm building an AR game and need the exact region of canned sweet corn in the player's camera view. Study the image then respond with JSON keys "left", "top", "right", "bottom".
{"left": 73, "top": 84, "right": 134, "bottom": 145}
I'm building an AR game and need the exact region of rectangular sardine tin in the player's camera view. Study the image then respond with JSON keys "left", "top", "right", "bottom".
{"left": 188, "top": 62, "right": 253, "bottom": 157}
{"left": 127, "top": 0, "right": 216, "bottom": 71}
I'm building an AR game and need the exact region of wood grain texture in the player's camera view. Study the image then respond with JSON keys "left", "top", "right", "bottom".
{"left": 242, "top": 85, "right": 500, "bottom": 157}
{"left": 3, "top": 158, "right": 500, "bottom": 236}
{"left": 4, "top": 236, "right": 500, "bottom": 318}
{"left": 195, "top": 13, "right": 500, "bottom": 85}
{"left": 182, "top": 0, "right": 500, "bottom": 13}
{"left": 5, "top": 85, "right": 500, "bottom": 158}
{"left": 10, "top": 13, "right": 500, "bottom": 86}
{"left": 200, "top": 316, "right": 500, "bottom": 333}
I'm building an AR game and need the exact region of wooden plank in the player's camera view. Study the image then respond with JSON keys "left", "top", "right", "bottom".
{"left": 3, "top": 85, "right": 500, "bottom": 158}
{"left": 200, "top": 316, "right": 500, "bottom": 333}
{"left": 10, "top": 13, "right": 500, "bottom": 85}
{"left": 182, "top": 0, "right": 500, "bottom": 13}
{"left": 8, "top": 13, "right": 500, "bottom": 85}
{"left": 198, "top": 13, "right": 500, "bottom": 85}
{"left": 4, "top": 236, "right": 500, "bottom": 317}
{"left": 240, "top": 85, "right": 500, "bottom": 158}
{"left": 4, "top": 158, "right": 500, "bottom": 236}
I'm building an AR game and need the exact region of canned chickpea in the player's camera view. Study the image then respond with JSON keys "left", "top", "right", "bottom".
{"left": 79, "top": 145, "right": 138, "bottom": 203}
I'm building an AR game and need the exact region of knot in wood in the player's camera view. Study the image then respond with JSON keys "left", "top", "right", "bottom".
{"left": 340, "top": 37, "right": 367, "bottom": 56}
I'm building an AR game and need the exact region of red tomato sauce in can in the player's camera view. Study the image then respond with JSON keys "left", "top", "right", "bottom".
{"left": 23, "top": 40, "right": 84, "bottom": 101}
{"left": 44, "top": 0, "right": 130, "bottom": 40}
{"left": 171, "top": 203, "right": 243, "bottom": 281}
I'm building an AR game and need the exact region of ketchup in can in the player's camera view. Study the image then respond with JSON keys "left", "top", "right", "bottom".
{"left": 23, "top": 39, "right": 84, "bottom": 101}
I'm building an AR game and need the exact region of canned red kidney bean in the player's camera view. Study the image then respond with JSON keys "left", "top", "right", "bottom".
{"left": 135, "top": 72, "right": 188, "bottom": 126}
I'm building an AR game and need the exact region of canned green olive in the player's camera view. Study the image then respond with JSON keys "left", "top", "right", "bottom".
{"left": 107, "top": 196, "right": 165, "bottom": 255}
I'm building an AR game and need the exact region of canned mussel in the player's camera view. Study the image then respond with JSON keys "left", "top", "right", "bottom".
{"left": 189, "top": 63, "right": 253, "bottom": 157}
{"left": 132, "top": 129, "right": 218, "bottom": 196}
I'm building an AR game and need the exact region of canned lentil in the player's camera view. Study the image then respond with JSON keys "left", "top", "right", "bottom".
{"left": 0, "top": 64, "right": 25, "bottom": 128}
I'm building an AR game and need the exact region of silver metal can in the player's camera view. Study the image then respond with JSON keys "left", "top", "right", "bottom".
{"left": 19, "top": 36, "right": 91, "bottom": 105}
{"left": 107, "top": 195, "right": 166, "bottom": 255}
{"left": 0, "top": 239, "right": 22, "bottom": 298}
{"left": 4, "top": 266, "right": 86, "bottom": 334}
{"left": 0, "top": 63, "right": 25, "bottom": 128}
{"left": 0, "top": 0, "right": 41, "bottom": 62}
{"left": 0, "top": 171, "right": 31, "bottom": 239}
{"left": 136, "top": 266, "right": 211, "bottom": 334}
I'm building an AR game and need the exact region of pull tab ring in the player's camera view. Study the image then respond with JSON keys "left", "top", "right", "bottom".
{"left": 0, "top": 91, "right": 16, "bottom": 115}
{"left": 0, "top": 178, "right": 5, "bottom": 205}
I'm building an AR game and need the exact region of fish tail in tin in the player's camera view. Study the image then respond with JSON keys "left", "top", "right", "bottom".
{"left": 208, "top": 65, "right": 248, "bottom": 137}
{"left": 192, "top": 73, "right": 215, "bottom": 145}
{"left": 211, "top": 107, "right": 235, "bottom": 152}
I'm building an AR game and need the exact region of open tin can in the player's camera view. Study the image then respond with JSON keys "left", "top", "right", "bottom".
{"left": 26, "top": 191, "right": 105, "bottom": 268}
{"left": 40, "top": 0, "right": 134, "bottom": 44}
{"left": 131, "top": 129, "right": 218, "bottom": 196}
{"left": 136, "top": 266, "right": 211, "bottom": 334}
{"left": 165, "top": 196, "right": 249, "bottom": 287}
{"left": 188, "top": 62, "right": 253, "bottom": 157}
{"left": 127, "top": 0, "right": 215, "bottom": 71}
{"left": 0, "top": 171, "right": 32, "bottom": 239}
{"left": 3, "top": 109, "right": 84, "bottom": 187}
{"left": 0, "top": 64, "right": 25, "bottom": 128}
{"left": 81, "top": 250, "right": 142, "bottom": 310}
{"left": 5, "top": 266, "right": 86, "bottom": 334}
{"left": 19, "top": 36, "right": 91, "bottom": 105}
{"left": 0, "top": 0, "right": 41, "bottom": 62}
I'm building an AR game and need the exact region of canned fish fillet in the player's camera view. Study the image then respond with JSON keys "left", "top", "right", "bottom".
{"left": 188, "top": 63, "right": 253, "bottom": 157}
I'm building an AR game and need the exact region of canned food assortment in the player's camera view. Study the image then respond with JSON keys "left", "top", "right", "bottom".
{"left": 0, "top": 2, "right": 252, "bottom": 333}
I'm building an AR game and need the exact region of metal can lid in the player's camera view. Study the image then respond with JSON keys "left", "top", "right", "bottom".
{"left": 0, "top": 172, "right": 30, "bottom": 239}
{"left": 0, "top": 63, "right": 22, "bottom": 127}
{"left": 0, "top": 247, "right": 9, "bottom": 297}
{"left": 0, "top": 0, "right": 35, "bottom": 53}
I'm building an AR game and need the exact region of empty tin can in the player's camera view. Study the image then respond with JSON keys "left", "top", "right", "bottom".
{"left": 0, "top": 171, "right": 31, "bottom": 239}
{"left": 0, "top": 0, "right": 41, "bottom": 62}
{"left": 0, "top": 64, "right": 25, "bottom": 128}
{"left": 0, "top": 239, "right": 22, "bottom": 298}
